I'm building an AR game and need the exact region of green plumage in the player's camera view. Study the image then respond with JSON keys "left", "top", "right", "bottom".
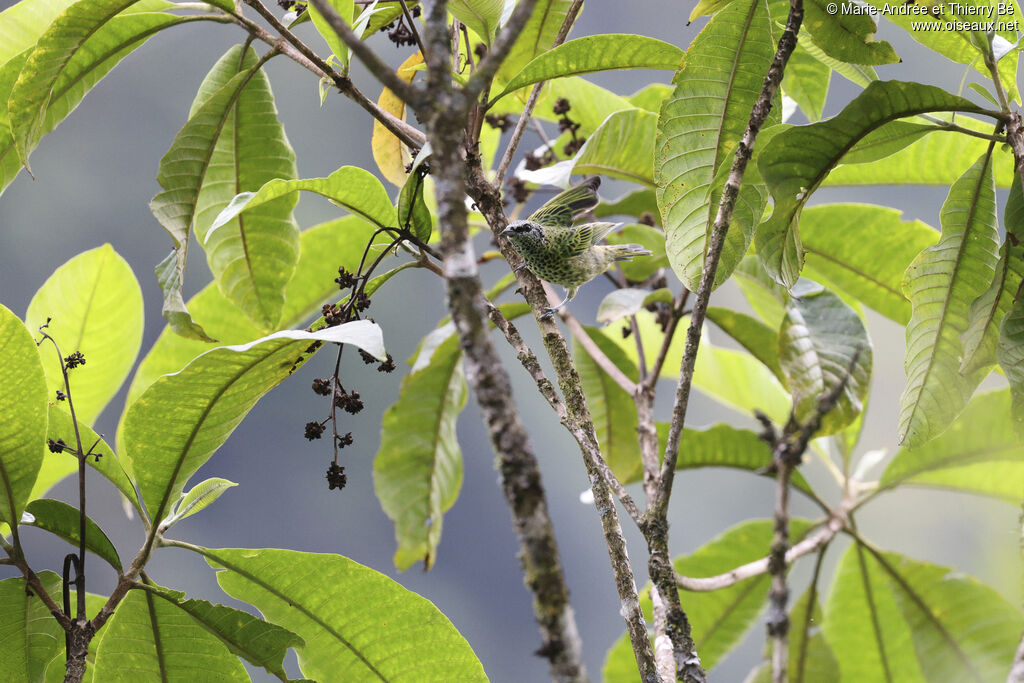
{"left": 501, "top": 177, "right": 652, "bottom": 316}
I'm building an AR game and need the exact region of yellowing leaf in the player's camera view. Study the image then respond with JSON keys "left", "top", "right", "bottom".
{"left": 372, "top": 51, "right": 423, "bottom": 187}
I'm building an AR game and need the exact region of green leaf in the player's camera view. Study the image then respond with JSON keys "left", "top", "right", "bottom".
{"left": 961, "top": 179, "right": 1024, "bottom": 374}
{"left": 706, "top": 306, "right": 783, "bottom": 381}
{"left": 880, "top": 390, "right": 1024, "bottom": 502}
{"left": 627, "top": 83, "right": 672, "bottom": 113}
{"left": 449, "top": 0, "right": 503, "bottom": 43}
{"left": 496, "top": 35, "right": 683, "bottom": 101}
{"left": 0, "top": 572, "right": 64, "bottom": 683}
{"left": 536, "top": 77, "right": 636, "bottom": 135}
{"left": 92, "top": 589, "right": 249, "bottom": 681}
{"left": 595, "top": 288, "right": 650, "bottom": 325}
{"left": 7, "top": 0, "right": 143, "bottom": 168}
{"left": 163, "top": 477, "right": 237, "bottom": 529}
{"left": 126, "top": 216, "right": 388, "bottom": 409}
{"left": 594, "top": 188, "right": 659, "bottom": 221}
{"left": 45, "top": 406, "right": 142, "bottom": 515}
{"left": 603, "top": 519, "right": 813, "bottom": 679}
{"left": 799, "top": 204, "right": 939, "bottom": 325}
{"left": 823, "top": 543, "right": 925, "bottom": 681}
{"left": 397, "top": 164, "right": 432, "bottom": 242}
{"left": 778, "top": 281, "right": 872, "bottom": 435}
{"left": 999, "top": 297, "right": 1024, "bottom": 440}
{"left": 572, "top": 108, "right": 656, "bottom": 185}
{"left": 802, "top": 0, "right": 899, "bottom": 65}
{"left": 496, "top": 0, "right": 574, "bottom": 84}
{"left": 841, "top": 120, "right": 935, "bottom": 165}
{"left": 880, "top": 549, "right": 1023, "bottom": 682}
{"left": 41, "top": 592, "right": 107, "bottom": 683}
{"left": 574, "top": 328, "right": 643, "bottom": 482}
{"left": 734, "top": 255, "right": 789, "bottom": 329}
{"left": 782, "top": 42, "right": 830, "bottom": 121}
{"left": 0, "top": 3, "right": 193, "bottom": 195}
{"left": 143, "top": 584, "right": 303, "bottom": 682}
{"left": 0, "top": 304, "right": 48, "bottom": 527}
{"left": 787, "top": 580, "right": 840, "bottom": 683}
{"left": 656, "top": 0, "right": 776, "bottom": 291}
{"left": 308, "top": 0, "right": 354, "bottom": 67}
{"left": 865, "top": 0, "right": 1020, "bottom": 102}
{"left": 757, "top": 81, "right": 984, "bottom": 287}
{"left": 124, "top": 321, "right": 385, "bottom": 524}
{"left": 826, "top": 115, "right": 1016, "bottom": 188}
{"left": 24, "top": 244, "right": 143, "bottom": 425}
{"left": 642, "top": 422, "right": 815, "bottom": 496}
{"left": 797, "top": 32, "right": 879, "bottom": 88}
{"left": 22, "top": 498, "right": 121, "bottom": 570}
{"left": 376, "top": 333, "right": 466, "bottom": 571}
{"left": 209, "top": 165, "right": 397, "bottom": 238}
{"left": 604, "top": 223, "right": 668, "bottom": 281}
{"left": 899, "top": 152, "right": 1000, "bottom": 448}
{"left": 203, "top": 546, "right": 488, "bottom": 681}
{"left": 190, "top": 45, "right": 300, "bottom": 331}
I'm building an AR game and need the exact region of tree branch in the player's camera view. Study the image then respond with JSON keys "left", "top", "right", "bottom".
{"left": 307, "top": 0, "right": 420, "bottom": 104}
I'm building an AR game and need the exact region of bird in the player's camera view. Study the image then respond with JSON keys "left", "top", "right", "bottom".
{"left": 501, "top": 177, "right": 652, "bottom": 319}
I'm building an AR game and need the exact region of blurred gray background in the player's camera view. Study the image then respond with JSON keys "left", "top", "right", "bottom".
{"left": 0, "top": 2, "right": 1021, "bottom": 680}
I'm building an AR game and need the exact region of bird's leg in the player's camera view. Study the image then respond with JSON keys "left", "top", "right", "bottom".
{"left": 514, "top": 263, "right": 530, "bottom": 273}
{"left": 541, "top": 287, "right": 574, "bottom": 320}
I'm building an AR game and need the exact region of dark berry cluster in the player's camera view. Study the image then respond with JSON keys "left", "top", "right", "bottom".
{"left": 334, "top": 388, "right": 364, "bottom": 415}
{"left": 326, "top": 463, "right": 348, "bottom": 490}
{"left": 485, "top": 113, "right": 514, "bottom": 133}
{"left": 506, "top": 177, "right": 531, "bottom": 205}
{"left": 47, "top": 438, "right": 67, "bottom": 454}
{"left": 64, "top": 351, "right": 86, "bottom": 369}
{"left": 553, "top": 98, "right": 585, "bottom": 156}
{"left": 312, "top": 378, "right": 332, "bottom": 396}
{"left": 305, "top": 421, "right": 326, "bottom": 440}
{"left": 55, "top": 390, "right": 66, "bottom": 401}
{"left": 380, "top": 7, "right": 422, "bottom": 48}
{"left": 335, "top": 266, "right": 357, "bottom": 290}
{"left": 277, "top": 0, "right": 306, "bottom": 14}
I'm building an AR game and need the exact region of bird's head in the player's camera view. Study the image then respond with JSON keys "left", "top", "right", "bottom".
{"left": 501, "top": 220, "right": 543, "bottom": 251}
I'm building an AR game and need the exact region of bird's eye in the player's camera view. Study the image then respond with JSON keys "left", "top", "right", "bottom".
{"left": 511, "top": 223, "right": 530, "bottom": 233}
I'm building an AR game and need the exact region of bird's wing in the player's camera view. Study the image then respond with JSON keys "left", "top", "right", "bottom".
{"left": 529, "top": 176, "right": 601, "bottom": 228}
{"left": 580, "top": 222, "right": 621, "bottom": 246}
{"left": 555, "top": 222, "right": 621, "bottom": 258}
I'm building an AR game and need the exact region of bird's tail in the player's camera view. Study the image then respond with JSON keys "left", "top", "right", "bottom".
{"left": 609, "top": 244, "right": 652, "bottom": 262}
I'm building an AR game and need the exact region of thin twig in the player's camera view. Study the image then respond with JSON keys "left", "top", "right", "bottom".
{"left": 644, "top": 289, "right": 688, "bottom": 387}
{"left": 548, "top": 287, "right": 636, "bottom": 395}
{"left": 397, "top": 0, "right": 427, "bottom": 56}
{"left": 493, "top": 0, "right": 584, "bottom": 186}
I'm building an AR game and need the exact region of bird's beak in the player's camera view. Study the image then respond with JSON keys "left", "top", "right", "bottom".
{"left": 500, "top": 226, "right": 512, "bottom": 236}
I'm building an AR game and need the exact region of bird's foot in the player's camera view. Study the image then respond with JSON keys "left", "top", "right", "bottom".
{"left": 540, "top": 307, "right": 559, "bottom": 321}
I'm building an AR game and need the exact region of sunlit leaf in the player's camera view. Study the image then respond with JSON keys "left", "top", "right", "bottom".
{"left": 203, "top": 547, "right": 488, "bottom": 681}
{"left": 308, "top": 0, "right": 354, "bottom": 68}
{"left": 596, "top": 288, "right": 650, "bottom": 325}
{"left": 375, "top": 333, "right": 465, "bottom": 570}
{"left": 734, "top": 255, "right": 789, "bottom": 329}
{"left": 801, "top": 0, "right": 899, "bottom": 65}
{"left": 782, "top": 42, "right": 830, "bottom": 121}
{"left": 25, "top": 244, "right": 143, "bottom": 424}
{"left": 22, "top": 498, "right": 121, "bottom": 570}
{"left": 706, "top": 306, "right": 783, "bottom": 381}
{"left": 92, "top": 589, "right": 249, "bottom": 681}
{"left": 449, "top": 0, "right": 504, "bottom": 43}
{"left": 0, "top": 304, "right": 48, "bottom": 527}
{"left": 163, "top": 477, "right": 237, "bottom": 529}
{"left": 605, "top": 224, "right": 668, "bottom": 281}
{"left": 656, "top": 0, "right": 776, "bottom": 291}
{"left": 573, "top": 108, "right": 656, "bottom": 185}
{"left": 496, "top": 0, "right": 574, "bottom": 85}
{"left": 898, "top": 152, "right": 999, "bottom": 448}
{"left": 0, "top": 572, "right": 64, "bottom": 683}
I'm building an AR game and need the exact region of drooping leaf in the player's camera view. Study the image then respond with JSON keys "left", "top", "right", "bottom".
{"left": 308, "top": 0, "right": 354, "bottom": 68}
{"left": 823, "top": 543, "right": 925, "bottom": 681}
{"left": 961, "top": 178, "right": 1024, "bottom": 374}
{"left": 24, "top": 244, "right": 143, "bottom": 425}
{"left": 734, "top": 255, "right": 789, "bottom": 328}
{"left": 643, "top": 422, "right": 815, "bottom": 496}
{"left": 125, "top": 216, "right": 389, "bottom": 409}
{"left": 757, "top": 81, "right": 984, "bottom": 287}
{"left": 142, "top": 584, "right": 303, "bottom": 682}
{"left": 796, "top": 30, "right": 879, "bottom": 87}
{"left": 372, "top": 51, "right": 423, "bottom": 187}
{"left": 880, "top": 390, "right": 1024, "bottom": 502}
{"left": 0, "top": 3, "right": 195, "bottom": 196}
{"left": 7, "top": 0, "right": 144, "bottom": 168}
{"left": 44, "top": 406, "right": 141, "bottom": 514}
{"left": 203, "top": 547, "right": 488, "bottom": 681}
{"left": 656, "top": 0, "right": 776, "bottom": 291}
{"left": 375, "top": 333, "right": 466, "bottom": 571}
{"left": 154, "top": 248, "right": 217, "bottom": 342}
{"left": 449, "top": 0, "right": 504, "bottom": 43}
{"left": 782, "top": 42, "right": 830, "bottom": 121}
{"left": 397, "top": 161, "right": 432, "bottom": 242}
{"left": 124, "top": 322, "right": 385, "bottom": 525}
{"left": 898, "top": 152, "right": 1000, "bottom": 448}
{"left": 572, "top": 108, "right": 656, "bottom": 185}
{"left": 163, "top": 477, "right": 238, "bottom": 529}
{"left": 92, "top": 589, "right": 249, "bottom": 681}
{"left": 495, "top": 35, "right": 683, "bottom": 101}
{"left": 595, "top": 288, "right": 650, "bottom": 325}
{"left": 22, "top": 498, "right": 121, "bottom": 570}
{"left": 999, "top": 302, "right": 1024, "bottom": 439}
{"left": 208, "top": 165, "right": 397, "bottom": 239}
{"left": 603, "top": 519, "right": 813, "bottom": 679}
{"left": 189, "top": 45, "right": 300, "bottom": 330}
{"left": 801, "top": 0, "right": 900, "bottom": 65}
{"left": 880, "top": 549, "right": 1023, "bottom": 682}
{"left": 841, "top": 120, "right": 935, "bottom": 165}
{"left": 0, "top": 304, "right": 48, "bottom": 527}
{"left": 778, "top": 281, "right": 873, "bottom": 435}
{"left": 799, "top": 204, "right": 939, "bottom": 324}
{"left": 574, "top": 328, "right": 643, "bottom": 482}
{"left": 0, "top": 572, "right": 64, "bottom": 683}
{"left": 706, "top": 306, "right": 783, "bottom": 381}
{"left": 826, "top": 114, "right": 1016, "bottom": 188}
